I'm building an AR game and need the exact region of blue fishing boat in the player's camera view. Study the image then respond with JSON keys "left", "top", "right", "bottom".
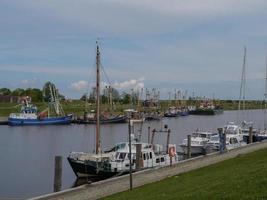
{"left": 8, "top": 88, "right": 72, "bottom": 126}
{"left": 8, "top": 113, "right": 72, "bottom": 126}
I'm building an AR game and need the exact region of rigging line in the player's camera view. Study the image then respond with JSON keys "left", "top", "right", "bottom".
{"left": 100, "top": 63, "right": 112, "bottom": 86}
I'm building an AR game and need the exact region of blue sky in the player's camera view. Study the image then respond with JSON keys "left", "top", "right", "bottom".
{"left": 0, "top": 0, "right": 267, "bottom": 99}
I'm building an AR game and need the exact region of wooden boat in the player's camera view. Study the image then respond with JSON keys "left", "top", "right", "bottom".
{"left": 68, "top": 42, "right": 179, "bottom": 178}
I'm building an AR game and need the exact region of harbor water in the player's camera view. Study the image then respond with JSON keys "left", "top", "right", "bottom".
{"left": 0, "top": 110, "right": 265, "bottom": 199}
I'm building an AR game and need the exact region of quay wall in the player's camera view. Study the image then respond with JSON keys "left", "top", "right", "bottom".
{"left": 31, "top": 140, "right": 267, "bottom": 200}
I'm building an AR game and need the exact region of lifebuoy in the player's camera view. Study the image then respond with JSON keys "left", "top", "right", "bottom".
{"left": 168, "top": 146, "right": 176, "bottom": 157}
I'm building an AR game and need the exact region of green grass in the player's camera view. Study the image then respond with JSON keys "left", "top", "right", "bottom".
{"left": 104, "top": 148, "right": 267, "bottom": 200}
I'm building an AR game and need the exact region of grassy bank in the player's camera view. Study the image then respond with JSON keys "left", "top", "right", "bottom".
{"left": 0, "top": 100, "right": 264, "bottom": 117}
{"left": 104, "top": 148, "right": 267, "bottom": 200}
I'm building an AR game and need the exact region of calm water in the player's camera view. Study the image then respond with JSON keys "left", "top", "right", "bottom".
{"left": 0, "top": 110, "right": 265, "bottom": 199}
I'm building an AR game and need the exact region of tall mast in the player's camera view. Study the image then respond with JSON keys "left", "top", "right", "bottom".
{"left": 238, "top": 46, "right": 246, "bottom": 123}
{"left": 264, "top": 55, "right": 267, "bottom": 131}
{"left": 96, "top": 41, "right": 101, "bottom": 154}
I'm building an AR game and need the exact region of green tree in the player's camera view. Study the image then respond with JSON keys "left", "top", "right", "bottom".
{"left": 11, "top": 88, "right": 25, "bottom": 96}
{"left": 0, "top": 88, "right": 11, "bottom": 95}
{"left": 25, "top": 88, "right": 43, "bottom": 102}
{"left": 121, "top": 93, "right": 131, "bottom": 104}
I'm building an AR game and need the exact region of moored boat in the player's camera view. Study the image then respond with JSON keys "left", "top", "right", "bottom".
{"left": 180, "top": 131, "right": 217, "bottom": 155}
{"left": 8, "top": 94, "right": 72, "bottom": 126}
{"left": 68, "top": 42, "right": 179, "bottom": 179}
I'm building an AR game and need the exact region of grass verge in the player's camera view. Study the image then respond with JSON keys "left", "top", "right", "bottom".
{"left": 104, "top": 148, "right": 267, "bottom": 200}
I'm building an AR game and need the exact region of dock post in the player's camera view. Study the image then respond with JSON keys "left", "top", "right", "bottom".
{"left": 136, "top": 143, "right": 142, "bottom": 171}
{"left": 148, "top": 126, "right": 151, "bottom": 144}
{"left": 218, "top": 128, "right": 225, "bottom": 153}
{"left": 249, "top": 126, "right": 253, "bottom": 144}
{"left": 166, "top": 129, "right": 170, "bottom": 154}
{"left": 128, "top": 119, "right": 133, "bottom": 190}
{"left": 223, "top": 132, "right": 226, "bottom": 152}
{"left": 187, "top": 135, "right": 191, "bottom": 159}
{"left": 54, "top": 156, "right": 62, "bottom": 192}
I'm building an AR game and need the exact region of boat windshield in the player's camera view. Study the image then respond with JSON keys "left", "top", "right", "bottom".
{"left": 210, "top": 136, "right": 219, "bottom": 142}
{"left": 225, "top": 126, "right": 238, "bottom": 134}
{"left": 116, "top": 152, "right": 127, "bottom": 160}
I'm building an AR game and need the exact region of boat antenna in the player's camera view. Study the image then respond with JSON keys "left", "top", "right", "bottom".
{"left": 96, "top": 41, "right": 101, "bottom": 154}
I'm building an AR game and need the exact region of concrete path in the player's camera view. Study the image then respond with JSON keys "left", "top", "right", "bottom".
{"left": 31, "top": 140, "right": 267, "bottom": 200}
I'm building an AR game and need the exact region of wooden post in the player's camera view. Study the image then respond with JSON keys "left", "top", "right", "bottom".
{"left": 128, "top": 119, "right": 133, "bottom": 190}
{"left": 223, "top": 133, "right": 226, "bottom": 151}
{"left": 218, "top": 128, "right": 224, "bottom": 153}
{"left": 148, "top": 126, "right": 151, "bottom": 144}
{"left": 135, "top": 143, "right": 142, "bottom": 171}
{"left": 151, "top": 129, "right": 156, "bottom": 145}
{"left": 54, "top": 156, "right": 62, "bottom": 192}
{"left": 187, "top": 135, "right": 191, "bottom": 159}
{"left": 166, "top": 129, "right": 170, "bottom": 154}
{"left": 249, "top": 126, "right": 253, "bottom": 144}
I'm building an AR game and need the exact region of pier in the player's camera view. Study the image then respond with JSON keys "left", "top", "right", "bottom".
{"left": 31, "top": 140, "right": 267, "bottom": 200}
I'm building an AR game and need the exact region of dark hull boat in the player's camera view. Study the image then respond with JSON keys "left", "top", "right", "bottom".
{"left": 74, "top": 115, "right": 127, "bottom": 124}
{"left": 67, "top": 156, "right": 124, "bottom": 179}
{"left": 164, "top": 113, "right": 179, "bottom": 117}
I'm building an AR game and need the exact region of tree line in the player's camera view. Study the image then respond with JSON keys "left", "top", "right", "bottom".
{"left": 0, "top": 82, "right": 64, "bottom": 102}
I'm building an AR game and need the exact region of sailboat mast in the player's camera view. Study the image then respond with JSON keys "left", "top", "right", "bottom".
{"left": 264, "top": 55, "right": 267, "bottom": 130}
{"left": 238, "top": 46, "right": 246, "bottom": 121}
{"left": 96, "top": 42, "right": 101, "bottom": 154}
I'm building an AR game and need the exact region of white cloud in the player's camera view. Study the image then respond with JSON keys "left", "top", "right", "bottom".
{"left": 21, "top": 77, "right": 37, "bottom": 87}
{"left": 70, "top": 80, "right": 89, "bottom": 91}
{"left": 113, "top": 78, "right": 145, "bottom": 91}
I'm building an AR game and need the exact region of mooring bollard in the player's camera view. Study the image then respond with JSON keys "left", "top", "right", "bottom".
{"left": 249, "top": 126, "right": 253, "bottom": 144}
{"left": 187, "top": 135, "right": 191, "bottom": 159}
{"left": 54, "top": 156, "right": 62, "bottom": 192}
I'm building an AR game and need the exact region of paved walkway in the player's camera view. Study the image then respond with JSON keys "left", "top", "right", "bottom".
{"left": 31, "top": 140, "right": 267, "bottom": 200}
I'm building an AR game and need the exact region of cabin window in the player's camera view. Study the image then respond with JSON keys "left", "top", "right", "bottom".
{"left": 143, "top": 153, "right": 146, "bottom": 160}
{"left": 150, "top": 152, "right": 152, "bottom": 159}
{"left": 230, "top": 138, "right": 238, "bottom": 144}
{"left": 156, "top": 158, "right": 160, "bottom": 163}
{"left": 119, "top": 153, "right": 126, "bottom": 160}
{"left": 160, "top": 157, "right": 165, "bottom": 162}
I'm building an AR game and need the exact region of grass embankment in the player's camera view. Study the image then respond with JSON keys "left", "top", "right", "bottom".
{"left": 0, "top": 100, "right": 264, "bottom": 117}
{"left": 104, "top": 148, "right": 267, "bottom": 200}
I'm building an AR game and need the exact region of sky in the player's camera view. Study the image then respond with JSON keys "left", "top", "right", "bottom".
{"left": 0, "top": 0, "right": 267, "bottom": 99}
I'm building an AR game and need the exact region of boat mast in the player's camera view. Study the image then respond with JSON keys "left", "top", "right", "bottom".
{"left": 238, "top": 46, "right": 246, "bottom": 123}
{"left": 96, "top": 41, "right": 101, "bottom": 154}
{"left": 264, "top": 55, "right": 267, "bottom": 131}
